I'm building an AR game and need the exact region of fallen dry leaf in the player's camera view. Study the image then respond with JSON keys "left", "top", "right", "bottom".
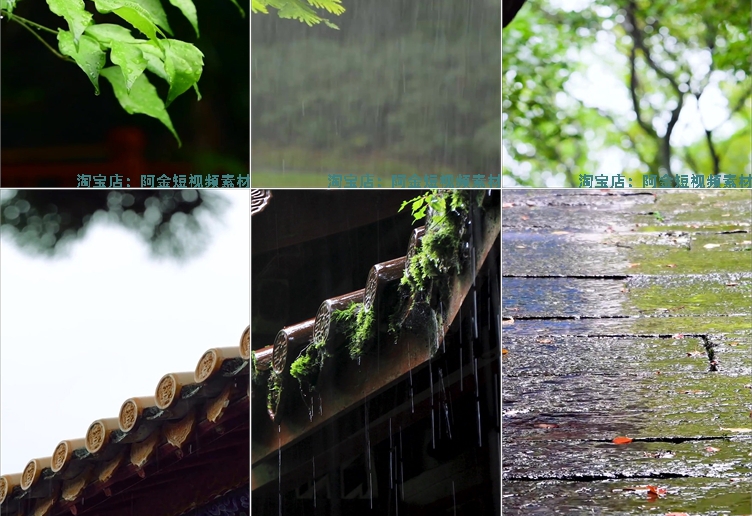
{"left": 502, "top": 349, "right": 509, "bottom": 355}
{"left": 728, "top": 342, "right": 740, "bottom": 346}
{"left": 552, "top": 231, "right": 570, "bottom": 235}
{"left": 515, "top": 245, "right": 526, "bottom": 249}
{"left": 613, "top": 436, "right": 633, "bottom": 444}
{"left": 521, "top": 215, "right": 529, "bottom": 221}
{"left": 682, "top": 390, "right": 705, "bottom": 394}
{"left": 628, "top": 263, "right": 641, "bottom": 268}
{"left": 705, "top": 446, "right": 720, "bottom": 453}
{"left": 536, "top": 337, "right": 553, "bottom": 344}
{"left": 535, "top": 423, "right": 558, "bottom": 429}
{"left": 721, "top": 213, "right": 731, "bottom": 217}
{"left": 502, "top": 203, "right": 514, "bottom": 208}
{"left": 686, "top": 351, "right": 704, "bottom": 357}
{"left": 720, "top": 427, "right": 752, "bottom": 433}
{"left": 665, "top": 264, "right": 677, "bottom": 268}
{"left": 665, "top": 513, "right": 689, "bottom": 516}
{"left": 726, "top": 282, "right": 738, "bottom": 287}
{"left": 673, "top": 334, "right": 685, "bottom": 339}
{"left": 502, "top": 317, "right": 515, "bottom": 326}
{"left": 704, "top": 243, "right": 721, "bottom": 249}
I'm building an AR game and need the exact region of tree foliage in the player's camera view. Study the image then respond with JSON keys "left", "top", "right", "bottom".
{"left": 251, "top": 0, "right": 344, "bottom": 29}
{"left": 503, "top": 0, "right": 751, "bottom": 185}
{"left": 0, "top": 0, "right": 246, "bottom": 144}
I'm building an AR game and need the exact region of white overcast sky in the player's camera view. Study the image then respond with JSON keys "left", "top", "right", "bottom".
{"left": 0, "top": 190, "right": 250, "bottom": 474}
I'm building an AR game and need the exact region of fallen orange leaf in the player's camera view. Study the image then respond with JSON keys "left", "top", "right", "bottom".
{"left": 535, "top": 423, "right": 558, "bottom": 429}
{"left": 613, "top": 436, "right": 633, "bottom": 444}
{"left": 628, "top": 263, "right": 641, "bottom": 268}
{"left": 665, "top": 264, "right": 677, "bottom": 268}
{"left": 502, "top": 349, "right": 509, "bottom": 355}
{"left": 502, "top": 203, "right": 514, "bottom": 208}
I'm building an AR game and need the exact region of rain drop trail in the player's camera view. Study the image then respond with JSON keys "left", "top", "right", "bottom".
{"left": 460, "top": 348, "right": 463, "bottom": 391}
{"left": 429, "top": 360, "right": 434, "bottom": 407}
{"left": 319, "top": 394, "right": 323, "bottom": 416}
{"left": 474, "top": 358, "right": 479, "bottom": 398}
{"left": 472, "top": 287, "right": 478, "bottom": 340}
{"left": 494, "top": 373, "right": 500, "bottom": 428}
{"left": 440, "top": 302, "right": 446, "bottom": 354}
{"left": 409, "top": 367, "right": 414, "bottom": 413}
{"left": 476, "top": 400, "right": 482, "bottom": 448}
{"left": 313, "top": 456, "right": 316, "bottom": 508}
{"left": 431, "top": 407, "right": 436, "bottom": 449}
{"left": 389, "top": 418, "right": 393, "bottom": 489}
{"left": 399, "top": 426, "right": 404, "bottom": 501}
{"left": 278, "top": 425, "right": 282, "bottom": 516}
{"left": 452, "top": 480, "right": 457, "bottom": 516}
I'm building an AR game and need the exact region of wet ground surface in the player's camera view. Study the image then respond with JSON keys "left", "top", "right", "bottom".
{"left": 502, "top": 190, "right": 752, "bottom": 515}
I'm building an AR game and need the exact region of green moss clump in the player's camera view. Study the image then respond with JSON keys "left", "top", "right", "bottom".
{"left": 267, "top": 370, "right": 282, "bottom": 416}
{"left": 401, "top": 189, "right": 471, "bottom": 303}
{"left": 333, "top": 302, "right": 376, "bottom": 360}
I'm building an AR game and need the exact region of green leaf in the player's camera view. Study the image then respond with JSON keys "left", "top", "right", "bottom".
{"left": 57, "top": 30, "right": 106, "bottom": 94}
{"left": 168, "top": 0, "right": 199, "bottom": 37}
{"left": 85, "top": 23, "right": 141, "bottom": 45}
{"left": 101, "top": 66, "right": 181, "bottom": 145}
{"left": 137, "top": 41, "right": 168, "bottom": 82}
{"left": 93, "top": 0, "right": 168, "bottom": 39}
{"left": 250, "top": 0, "right": 264, "bottom": 14}
{"left": 135, "top": 0, "right": 172, "bottom": 34}
{"left": 109, "top": 40, "right": 147, "bottom": 91}
{"left": 1, "top": 0, "right": 19, "bottom": 15}
{"left": 412, "top": 198, "right": 424, "bottom": 213}
{"left": 163, "top": 39, "right": 203, "bottom": 105}
{"left": 46, "top": 0, "right": 93, "bottom": 44}
{"left": 114, "top": 6, "right": 159, "bottom": 42}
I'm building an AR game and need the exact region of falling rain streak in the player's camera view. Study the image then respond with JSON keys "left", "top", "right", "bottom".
{"left": 278, "top": 425, "right": 282, "bottom": 516}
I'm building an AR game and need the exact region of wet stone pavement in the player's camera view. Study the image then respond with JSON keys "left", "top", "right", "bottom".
{"left": 501, "top": 190, "right": 752, "bottom": 515}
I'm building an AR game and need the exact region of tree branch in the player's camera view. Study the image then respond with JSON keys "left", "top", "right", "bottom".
{"left": 3, "top": 12, "right": 74, "bottom": 62}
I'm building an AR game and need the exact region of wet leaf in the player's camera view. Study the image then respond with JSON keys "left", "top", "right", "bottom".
{"left": 703, "top": 243, "right": 721, "bottom": 249}
{"left": 705, "top": 446, "right": 720, "bottom": 453}
{"left": 628, "top": 263, "right": 641, "bottom": 268}
{"left": 535, "top": 423, "right": 558, "bottom": 428}
{"left": 665, "top": 512, "right": 689, "bottom": 516}
{"left": 502, "top": 348, "right": 509, "bottom": 355}
{"left": 502, "top": 202, "right": 514, "bottom": 208}
{"left": 613, "top": 436, "right": 633, "bottom": 444}
{"left": 726, "top": 282, "right": 738, "bottom": 287}
{"left": 720, "top": 427, "right": 752, "bottom": 433}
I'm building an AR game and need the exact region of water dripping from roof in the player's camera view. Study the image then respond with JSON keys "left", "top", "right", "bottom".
{"left": 429, "top": 360, "right": 434, "bottom": 406}
{"left": 494, "top": 373, "right": 500, "bottom": 428}
{"left": 313, "top": 456, "right": 316, "bottom": 508}
{"left": 440, "top": 301, "right": 445, "bottom": 354}
{"left": 473, "top": 287, "right": 479, "bottom": 340}
{"left": 409, "top": 367, "right": 414, "bottom": 413}
{"left": 389, "top": 418, "right": 393, "bottom": 489}
{"left": 318, "top": 394, "right": 323, "bottom": 416}
{"left": 452, "top": 480, "right": 457, "bottom": 516}
{"left": 460, "top": 347, "right": 463, "bottom": 391}
{"left": 278, "top": 425, "right": 282, "bottom": 516}
{"left": 431, "top": 407, "right": 436, "bottom": 449}
{"left": 473, "top": 357, "right": 479, "bottom": 398}
{"left": 476, "top": 400, "right": 482, "bottom": 448}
